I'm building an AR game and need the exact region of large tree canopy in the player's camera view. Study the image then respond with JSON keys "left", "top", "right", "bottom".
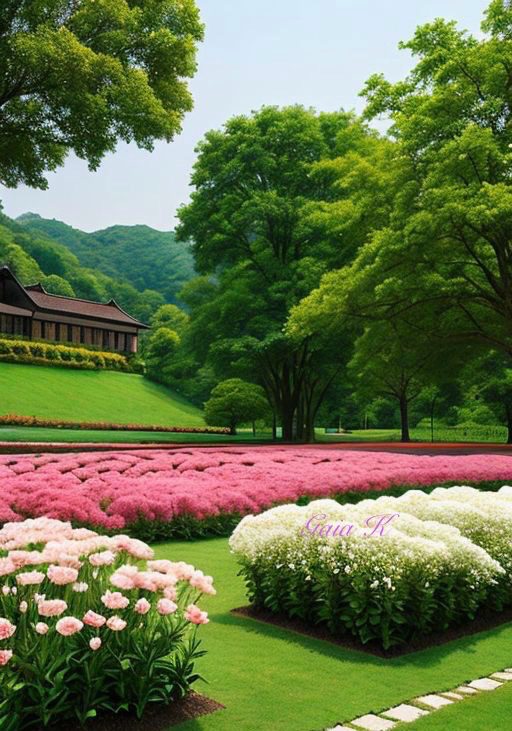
{"left": 176, "top": 106, "right": 385, "bottom": 440}
{"left": 290, "top": 0, "right": 512, "bottom": 366}
{"left": 0, "top": 0, "right": 203, "bottom": 188}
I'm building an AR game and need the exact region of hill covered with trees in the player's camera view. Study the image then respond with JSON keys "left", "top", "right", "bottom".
{"left": 17, "top": 214, "right": 195, "bottom": 305}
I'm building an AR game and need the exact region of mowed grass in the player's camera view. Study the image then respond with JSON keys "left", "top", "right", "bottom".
{"left": 318, "top": 426, "right": 509, "bottom": 444}
{"left": 154, "top": 537, "right": 512, "bottom": 731}
{"left": 0, "top": 426, "right": 263, "bottom": 444}
{"left": 0, "top": 363, "right": 203, "bottom": 426}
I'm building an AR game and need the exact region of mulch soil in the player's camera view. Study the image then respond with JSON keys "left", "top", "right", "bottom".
{"left": 40, "top": 692, "right": 224, "bottom": 731}
{"left": 232, "top": 604, "right": 512, "bottom": 658}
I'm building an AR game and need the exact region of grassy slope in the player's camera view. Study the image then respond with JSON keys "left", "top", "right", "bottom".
{"left": 154, "top": 538, "right": 512, "bottom": 731}
{"left": 0, "top": 363, "right": 203, "bottom": 426}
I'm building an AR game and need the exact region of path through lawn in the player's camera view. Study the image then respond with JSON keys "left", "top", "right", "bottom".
{"left": 155, "top": 537, "right": 512, "bottom": 731}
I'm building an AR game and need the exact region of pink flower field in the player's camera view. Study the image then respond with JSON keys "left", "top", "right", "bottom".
{"left": 0, "top": 447, "right": 511, "bottom": 533}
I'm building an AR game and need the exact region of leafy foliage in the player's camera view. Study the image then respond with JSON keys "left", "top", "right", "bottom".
{"left": 204, "top": 379, "right": 269, "bottom": 434}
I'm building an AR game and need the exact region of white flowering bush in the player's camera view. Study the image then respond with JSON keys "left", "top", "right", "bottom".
{"left": 0, "top": 518, "right": 215, "bottom": 730}
{"left": 229, "top": 491, "right": 508, "bottom": 649}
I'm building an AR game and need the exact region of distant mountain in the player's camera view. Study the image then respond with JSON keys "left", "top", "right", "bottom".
{"left": 17, "top": 214, "right": 195, "bottom": 305}
{"left": 0, "top": 210, "right": 168, "bottom": 323}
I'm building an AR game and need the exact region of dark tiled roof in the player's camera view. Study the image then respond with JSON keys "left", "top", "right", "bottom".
{"left": 0, "top": 302, "right": 32, "bottom": 317}
{"left": 26, "top": 290, "right": 149, "bottom": 328}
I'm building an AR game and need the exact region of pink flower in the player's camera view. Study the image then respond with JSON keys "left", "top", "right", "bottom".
{"left": 89, "top": 551, "right": 116, "bottom": 567}
{"left": 16, "top": 571, "right": 45, "bottom": 586}
{"left": 19, "top": 601, "right": 28, "bottom": 614}
{"left": 35, "top": 622, "right": 49, "bottom": 635}
{"left": 184, "top": 604, "right": 209, "bottom": 625}
{"left": 89, "top": 637, "right": 102, "bottom": 651}
{"left": 134, "top": 598, "right": 151, "bottom": 615}
{"left": 157, "top": 598, "right": 177, "bottom": 616}
{"left": 110, "top": 572, "right": 135, "bottom": 591}
{"left": 47, "top": 565, "right": 79, "bottom": 586}
{"left": 38, "top": 599, "right": 67, "bottom": 617}
{"left": 55, "top": 616, "right": 83, "bottom": 636}
{"left": 0, "top": 650, "right": 13, "bottom": 666}
{"left": 0, "top": 558, "right": 15, "bottom": 577}
{"left": 83, "top": 610, "right": 106, "bottom": 628}
{"left": 106, "top": 616, "right": 126, "bottom": 632}
{"left": 163, "top": 586, "right": 177, "bottom": 601}
{"left": 101, "top": 591, "right": 129, "bottom": 610}
{"left": 73, "top": 582, "right": 88, "bottom": 593}
{"left": 0, "top": 618, "right": 16, "bottom": 639}
{"left": 189, "top": 570, "right": 216, "bottom": 595}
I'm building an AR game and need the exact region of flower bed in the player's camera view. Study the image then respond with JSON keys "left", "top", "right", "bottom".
{"left": 0, "top": 517, "right": 214, "bottom": 730}
{"left": 0, "top": 414, "right": 229, "bottom": 434}
{"left": 229, "top": 486, "right": 512, "bottom": 649}
{"left": 0, "top": 448, "right": 511, "bottom": 540}
{"left": 0, "top": 338, "right": 131, "bottom": 372}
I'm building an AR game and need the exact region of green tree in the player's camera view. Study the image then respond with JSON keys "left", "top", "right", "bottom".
{"left": 177, "top": 106, "right": 384, "bottom": 440}
{"left": 204, "top": 379, "right": 269, "bottom": 435}
{"left": 144, "top": 327, "right": 180, "bottom": 385}
{"left": 0, "top": 0, "right": 203, "bottom": 188}
{"left": 150, "top": 304, "right": 189, "bottom": 335}
{"left": 40, "top": 274, "right": 75, "bottom": 297}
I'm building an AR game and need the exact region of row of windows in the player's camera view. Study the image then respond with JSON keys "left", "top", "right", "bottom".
{"left": 0, "top": 316, "right": 133, "bottom": 352}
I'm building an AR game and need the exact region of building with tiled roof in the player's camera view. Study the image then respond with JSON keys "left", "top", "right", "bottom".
{"left": 0, "top": 266, "right": 149, "bottom": 353}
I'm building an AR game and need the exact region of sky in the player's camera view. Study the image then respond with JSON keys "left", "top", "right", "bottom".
{"left": 0, "top": 0, "right": 489, "bottom": 233}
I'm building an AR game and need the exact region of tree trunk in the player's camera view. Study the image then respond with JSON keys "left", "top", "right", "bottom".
{"left": 230, "top": 419, "right": 237, "bottom": 436}
{"left": 252, "top": 421, "right": 256, "bottom": 437}
{"left": 272, "top": 413, "right": 277, "bottom": 441}
{"left": 399, "top": 396, "right": 410, "bottom": 442}
{"left": 506, "top": 404, "right": 512, "bottom": 444}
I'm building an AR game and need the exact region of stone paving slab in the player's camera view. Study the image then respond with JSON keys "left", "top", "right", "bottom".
{"left": 440, "top": 691, "right": 464, "bottom": 700}
{"left": 351, "top": 714, "right": 396, "bottom": 730}
{"left": 468, "top": 677, "right": 503, "bottom": 691}
{"left": 382, "top": 704, "right": 429, "bottom": 722}
{"left": 456, "top": 686, "right": 479, "bottom": 695}
{"left": 491, "top": 671, "right": 512, "bottom": 681}
{"left": 415, "top": 694, "right": 453, "bottom": 709}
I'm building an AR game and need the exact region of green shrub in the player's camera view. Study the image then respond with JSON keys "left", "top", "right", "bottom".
{"left": 0, "top": 338, "right": 131, "bottom": 372}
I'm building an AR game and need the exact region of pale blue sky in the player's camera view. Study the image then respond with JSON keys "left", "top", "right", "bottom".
{"left": 1, "top": 0, "right": 489, "bottom": 232}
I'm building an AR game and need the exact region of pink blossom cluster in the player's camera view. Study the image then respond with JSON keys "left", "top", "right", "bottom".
{"left": 0, "top": 448, "right": 509, "bottom": 530}
{"left": 0, "top": 517, "right": 214, "bottom": 667}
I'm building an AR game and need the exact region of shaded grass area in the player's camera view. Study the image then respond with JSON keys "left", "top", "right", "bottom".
{"left": 0, "top": 363, "right": 203, "bottom": 426}
{"left": 318, "top": 426, "right": 509, "bottom": 444}
{"left": 153, "top": 537, "right": 512, "bottom": 731}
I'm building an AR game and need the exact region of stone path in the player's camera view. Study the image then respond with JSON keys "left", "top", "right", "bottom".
{"left": 324, "top": 667, "right": 512, "bottom": 730}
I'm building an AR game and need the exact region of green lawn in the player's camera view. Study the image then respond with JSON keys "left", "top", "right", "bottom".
{"left": 318, "top": 425, "right": 509, "bottom": 444}
{"left": 0, "top": 363, "right": 203, "bottom": 426}
{"left": 0, "top": 426, "right": 267, "bottom": 443}
{"left": 153, "top": 537, "right": 512, "bottom": 731}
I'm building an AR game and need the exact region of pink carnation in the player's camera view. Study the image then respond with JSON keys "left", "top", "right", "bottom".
{"left": 157, "top": 598, "right": 177, "bottom": 616}
{"left": 184, "top": 604, "right": 209, "bottom": 625}
{"left": 56, "top": 616, "right": 83, "bottom": 636}
{"left": 134, "top": 598, "right": 151, "bottom": 615}
{"left": 101, "top": 591, "right": 129, "bottom": 610}
{"left": 38, "top": 599, "right": 67, "bottom": 617}
{"left": 110, "top": 572, "right": 135, "bottom": 590}
{"left": 89, "top": 551, "right": 116, "bottom": 567}
{"left": 83, "top": 610, "right": 106, "bottom": 628}
{"left": 0, "top": 650, "right": 13, "bottom": 666}
{"left": 47, "top": 565, "right": 79, "bottom": 586}
{"left": 0, "top": 618, "right": 16, "bottom": 639}
{"left": 89, "top": 637, "right": 102, "bottom": 651}
{"left": 35, "top": 622, "right": 49, "bottom": 635}
{"left": 106, "top": 616, "right": 126, "bottom": 631}
{"left": 16, "top": 571, "right": 45, "bottom": 586}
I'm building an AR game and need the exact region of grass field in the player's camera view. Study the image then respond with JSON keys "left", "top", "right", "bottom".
{"left": 318, "top": 426, "right": 509, "bottom": 443}
{"left": 153, "top": 537, "right": 512, "bottom": 731}
{"left": 0, "top": 362, "right": 203, "bottom": 426}
{"left": 0, "top": 426, "right": 263, "bottom": 443}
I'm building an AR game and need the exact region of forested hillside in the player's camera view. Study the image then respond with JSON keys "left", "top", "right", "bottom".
{"left": 0, "top": 209, "right": 167, "bottom": 323}
{"left": 17, "top": 214, "right": 195, "bottom": 304}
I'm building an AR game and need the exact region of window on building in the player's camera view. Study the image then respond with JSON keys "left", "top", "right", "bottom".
{"left": 80, "top": 326, "right": 85, "bottom": 344}
{"left": 55, "top": 323, "right": 61, "bottom": 341}
{"left": 114, "top": 332, "right": 119, "bottom": 350}
{"left": 41, "top": 321, "right": 46, "bottom": 339}
{"left": 125, "top": 334, "right": 132, "bottom": 352}
{"left": 102, "top": 330, "right": 109, "bottom": 349}
{"left": 67, "top": 324, "right": 72, "bottom": 342}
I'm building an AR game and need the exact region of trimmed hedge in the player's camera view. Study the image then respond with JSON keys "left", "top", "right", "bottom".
{"left": 0, "top": 413, "right": 230, "bottom": 435}
{"left": 0, "top": 337, "right": 130, "bottom": 371}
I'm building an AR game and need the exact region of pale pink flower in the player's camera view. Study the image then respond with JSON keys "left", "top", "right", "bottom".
{"left": 89, "top": 551, "right": 116, "bottom": 567}
{"left": 101, "top": 591, "right": 129, "bottom": 610}
{"left": 157, "top": 598, "right": 177, "bottom": 616}
{"left": 134, "top": 598, "right": 151, "bottom": 615}
{"left": 110, "top": 572, "right": 135, "bottom": 591}
{"left": 83, "top": 610, "right": 106, "bottom": 628}
{"left": 0, "top": 558, "right": 15, "bottom": 577}
{"left": 89, "top": 637, "right": 101, "bottom": 651}
{"left": 184, "top": 604, "right": 209, "bottom": 625}
{"left": 38, "top": 599, "right": 67, "bottom": 618}
{"left": 0, "top": 650, "right": 13, "bottom": 666}
{"left": 19, "top": 601, "right": 28, "bottom": 614}
{"left": 16, "top": 571, "right": 45, "bottom": 586}
{"left": 47, "top": 565, "right": 78, "bottom": 586}
{"left": 0, "top": 618, "right": 16, "bottom": 639}
{"left": 56, "top": 616, "right": 83, "bottom": 636}
{"left": 35, "top": 622, "right": 49, "bottom": 635}
{"left": 106, "top": 616, "right": 126, "bottom": 632}
{"left": 1, "top": 586, "right": 9, "bottom": 596}
{"left": 72, "top": 582, "right": 88, "bottom": 593}
{"left": 189, "top": 570, "right": 216, "bottom": 595}
{"left": 163, "top": 586, "right": 177, "bottom": 601}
